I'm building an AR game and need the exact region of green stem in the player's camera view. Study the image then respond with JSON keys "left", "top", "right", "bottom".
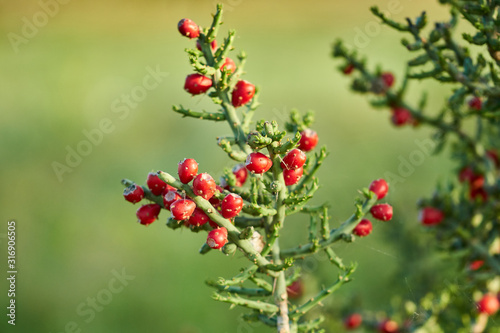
{"left": 212, "top": 293, "right": 279, "bottom": 313}
{"left": 280, "top": 194, "right": 378, "bottom": 258}
{"left": 289, "top": 265, "right": 356, "bottom": 319}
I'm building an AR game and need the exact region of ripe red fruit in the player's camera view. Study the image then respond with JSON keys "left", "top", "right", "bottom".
{"left": 380, "top": 72, "right": 395, "bottom": 88}
{"left": 470, "top": 187, "right": 488, "bottom": 201}
{"left": 281, "top": 148, "right": 307, "bottom": 170}
{"left": 232, "top": 164, "right": 248, "bottom": 186}
{"left": 245, "top": 152, "right": 273, "bottom": 174}
{"left": 469, "top": 260, "right": 484, "bottom": 271}
{"left": 458, "top": 166, "right": 474, "bottom": 183}
{"left": 418, "top": 207, "right": 444, "bottom": 226}
{"left": 221, "top": 57, "right": 236, "bottom": 73}
{"left": 196, "top": 39, "right": 217, "bottom": 52}
{"left": 286, "top": 280, "right": 303, "bottom": 299}
{"left": 370, "top": 204, "right": 393, "bottom": 221}
{"left": 298, "top": 129, "right": 318, "bottom": 152}
{"left": 353, "top": 219, "right": 373, "bottom": 237}
{"left": 147, "top": 172, "right": 167, "bottom": 196}
{"left": 170, "top": 199, "right": 196, "bottom": 220}
{"left": 378, "top": 319, "right": 399, "bottom": 333}
{"left": 188, "top": 208, "right": 211, "bottom": 227}
{"left": 343, "top": 64, "right": 355, "bottom": 75}
{"left": 184, "top": 73, "right": 212, "bottom": 95}
{"left": 221, "top": 193, "right": 243, "bottom": 219}
{"left": 284, "top": 167, "right": 303, "bottom": 186}
{"left": 369, "top": 179, "right": 389, "bottom": 200}
{"left": 470, "top": 174, "right": 485, "bottom": 190}
{"left": 209, "top": 185, "right": 224, "bottom": 210}
{"left": 344, "top": 313, "right": 362, "bottom": 329}
{"left": 123, "top": 184, "right": 144, "bottom": 204}
{"left": 136, "top": 204, "right": 162, "bottom": 226}
{"left": 391, "top": 107, "right": 412, "bottom": 126}
{"left": 477, "top": 294, "right": 500, "bottom": 315}
{"left": 231, "top": 80, "right": 255, "bottom": 107}
{"left": 193, "top": 173, "right": 217, "bottom": 200}
{"left": 469, "top": 96, "right": 482, "bottom": 110}
{"left": 207, "top": 227, "right": 228, "bottom": 249}
{"left": 178, "top": 158, "right": 198, "bottom": 184}
{"left": 162, "top": 184, "right": 176, "bottom": 195}
{"left": 163, "top": 190, "right": 182, "bottom": 210}
{"left": 177, "top": 18, "right": 199, "bottom": 39}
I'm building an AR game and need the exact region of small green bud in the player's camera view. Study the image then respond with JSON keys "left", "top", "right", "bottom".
{"left": 247, "top": 131, "right": 272, "bottom": 149}
{"left": 222, "top": 243, "right": 237, "bottom": 255}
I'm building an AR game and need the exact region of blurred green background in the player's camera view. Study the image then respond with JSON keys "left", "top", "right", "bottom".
{"left": 0, "top": 0, "right": 459, "bottom": 332}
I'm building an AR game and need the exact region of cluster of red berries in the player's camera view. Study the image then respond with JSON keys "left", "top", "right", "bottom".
{"left": 344, "top": 313, "right": 399, "bottom": 332}
{"left": 123, "top": 157, "right": 249, "bottom": 250}
{"left": 178, "top": 18, "right": 255, "bottom": 108}
{"left": 351, "top": 179, "right": 392, "bottom": 237}
{"left": 458, "top": 151, "right": 499, "bottom": 201}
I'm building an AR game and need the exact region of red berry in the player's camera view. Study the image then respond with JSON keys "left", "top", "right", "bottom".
{"left": 221, "top": 193, "right": 243, "bottom": 219}
{"left": 298, "top": 129, "right": 318, "bottom": 152}
{"left": 353, "top": 219, "right": 373, "bottom": 237}
{"left": 123, "top": 184, "right": 144, "bottom": 204}
{"left": 459, "top": 166, "right": 474, "bottom": 183}
{"left": 418, "top": 207, "right": 444, "bottom": 226}
{"left": 209, "top": 185, "right": 224, "bottom": 210}
{"left": 470, "top": 174, "right": 485, "bottom": 190}
{"left": 188, "top": 207, "right": 211, "bottom": 227}
{"left": 281, "top": 148, "right": 307, "bottom": 170}
{"left": 469, "top": 260, "right": 484, "bottom": 271}
{"left": 208, "top": 220, "right": 219, "bottom": 229}
{"left": 343, "top": 64, "right": 355, "bottom": 75}
{"left": 163, "top": 190, "right": 182, "bottom": 210}
{"left": 231, "top": 80, "right": 255, "bottom": 107}
{"left": 486, "top": 150, "right": 499, "bottom": 168}
{"left": 284, "top": 167, "right": 303, "bottom": 186}
{"left": 232, "top": 164, "right": 248, "bottom": 186}
{"left": 391, "top": 107, "right": 412, "bottom": 126}
{"left": 469, "top": 96, "right": 482, "bottom": 110}
{"left": 207, "top": 227, "right": 228, "bottom": 249}
{"left": 378, "top": 319, "right": 399, "bottom": 333}
{"left": 286, "top": 280, "right": 303, "bottom": 299}
{"left": 178, "top": 158, "right": 198, "bottom": 184}
{"left": 162, "top": 184, "right": 176, "bottom": 196}
{"left": 177, "top": 18, "right": 199, "bottom": 39}
{"left": 170, "top": 199, "right": 196, "bottom": 220}
{"left": 221, "top": 57, "right": 236, "bottom": 73}
{"left": 477, "top": 294, "right": 500, "bottom": 315}
{"left": 193, "top": 173, "right": 216, "bottom": 200}
{"left": 344, "top": 313, "right": 362, "bottom": 329}
{"left": 470, "top": 187, "right": 488, "bottom": 201}
{"left": 369, "top": 179, "right": 389, "bottom": 200}
{"left": 184, "top": 73, "right": 212, "bottom": 95}
{"left": 245, "top": 152, "right": 273, "bottom": 174}
{"left": 136, "top": 204, "right": 161, "bottom": 226}
{"left": 147, "top": 172, "right": 167, "bottom": 196}
{"left": 380, "top": 72, "right": 395, "bottom": 88}
{"left": 370, "top": 204, "right": 393, "bottom": 221}
{"left": 196, "top": 39, "right": 217, "bottom": 52}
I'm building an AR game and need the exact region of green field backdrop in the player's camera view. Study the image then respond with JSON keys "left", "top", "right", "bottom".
{"left": 1, "top": 1, "right": 461, "bottom": 332}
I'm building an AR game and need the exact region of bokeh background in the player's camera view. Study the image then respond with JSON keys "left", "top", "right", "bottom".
{"left": 1, "top": 0, "right": 460, "bottom": 332}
